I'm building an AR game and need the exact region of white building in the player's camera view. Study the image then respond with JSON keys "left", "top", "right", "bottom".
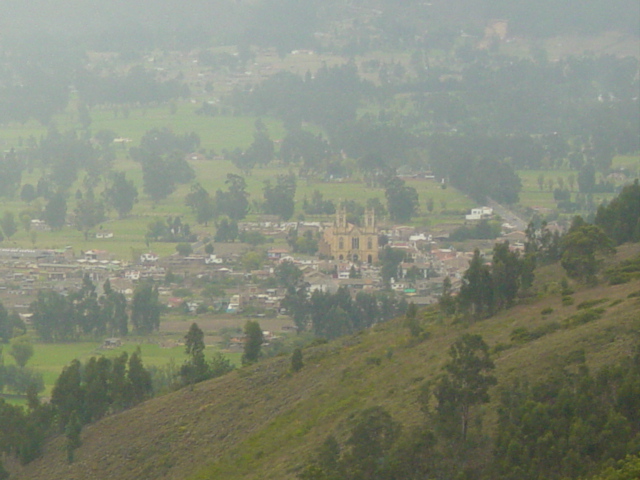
{"left": 465, "top": 207, "right": 493, "bottom": 221}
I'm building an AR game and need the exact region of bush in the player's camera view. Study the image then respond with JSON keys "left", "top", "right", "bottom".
{"left": 491, "top": 342, "right": 513, "bottom": 355}
{"left": 365, "top": 356, "right": 382, "bottom": 366}
{"left": 563, "top": 308, "right": 605, "bottom": 328}
{"left": 562, "top": 296, "right": 574, "bottom": 306}
{"left": 176, "top": 243, "right": 193, "bottom": 256}
{"left": 291, "top": 348, "right": 303, "bottom": 372}
{"left": 510, "top": 327, "right": 532, "bottom": 344}
{"left": 560, "top": 278, "right": 574, "bottom": 295}
{"left": 511, "top": 322, "right": 561, "bottom": 344}
{"left": 577, "top": 298, "right": 608, "bottom": 310}
{"left": 541, "top": 307, "right": 554, "bottom": 315}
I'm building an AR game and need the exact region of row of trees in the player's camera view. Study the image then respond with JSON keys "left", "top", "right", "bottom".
{"left": 30, "top": 277, "right": 162, "bottom": 342}
{"left": 440, "top": 243, "right": 535, "bottom": 320}
{"left": 282, "top": 285, "right": 408, "bottom": 340}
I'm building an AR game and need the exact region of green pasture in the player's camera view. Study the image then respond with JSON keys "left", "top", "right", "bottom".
{"left": 612, "top": 154, "right": 640, "bottom": 174}
{"left": 1, "top": 147, "right": 476, "bottom": 260}
{"left": 2, "top": 339, "right": 241, "bottom": 398}
{"left": 518, "top": 169, "right": 577, "bottom": 209}
{"left": 0, "top": 102, "right": 285, "bottom": 154}
{"left": 518, "top": 160, "right": 639, "bottom": 211}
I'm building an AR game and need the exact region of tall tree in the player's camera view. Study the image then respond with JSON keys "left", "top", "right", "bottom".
{"left": 458, "top": 249, "right": 494, "bottom": 319}
{"left": 130, "top": 282, "right": 161, "bottom": 334}
{"left": 384, "top": 176, "right": 419, "bottom": 223}
{"left": 43, "top": 192, "right": 67, "bottom": 230}
{"left": 185, "top": 183, "right": 215, "bottom": 225}
{"left": 141, "top": 155, "right": 176, "bottom": 202}
{"left": 51, "top": 359, "right": 84, "bottom": 430}
{"left": 99, "top": 280, "right": 129, "bottom": 337}
{"left": 275, "top": 260, "right": 304, "bottom": 289}
{"left": 341, "top": 406, "right": 401, "bottom": 479}
{"left": 431, "top": 334, "right": 496, "bottom": 441}
{"left": 104, "top": 171, "right": 138, "bottom": 218}
{"left": 74, "top": 188, "right": 105, "bottom": 238}
{"left": 128, "top": 348, "right": 152, "bottom": 405}
{"left": 242, "top": 320, "right": 263, "bottom": 365}
{"left": 180, "top": 323, "right": 210, "bottom": 386}
{"left": 214, "top": 217, "right": 239, "bottom": 242}
{"left": 30, "top": 290, "right": 75, "bottom": 342}
{"left": 595, "top": 179, "right": 640, "bottom": 245}
{"left": 9, "top": 335, "right": 34, "bottom": 368}
{"left": 215, "top": 174, "right": 249, "bottom": 221}
{"left": 263, "top": 174, "right": 296, "bottom": 220}
{"left": 491, "top": 242, "right": 522, "bottom": 310}
{"left": 0, "top": 212, "right": 17, "bottom": 239}
{"left": 561, "top": 216, "right": 615, "bottom": 282}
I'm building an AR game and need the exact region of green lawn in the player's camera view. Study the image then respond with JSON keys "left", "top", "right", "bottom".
{"left": 2, "top": 339, "right": 241, "bottom": 399}
{"left": 0, "top": 103, "right": 285, "bottom": 153}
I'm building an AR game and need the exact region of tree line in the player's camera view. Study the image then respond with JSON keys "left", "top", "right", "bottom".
{"left": 29, "top": 276, "right": 162, "bottom": 342}
{"left": 282, "top": 285, "right": 408, "bottom": 340}
{"left": 439, "top": 242, "right": 535, "bottom": 321}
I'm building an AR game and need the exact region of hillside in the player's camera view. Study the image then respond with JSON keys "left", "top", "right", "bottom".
{"left": 7, "top": 246, "right": 640, "bottom": 480}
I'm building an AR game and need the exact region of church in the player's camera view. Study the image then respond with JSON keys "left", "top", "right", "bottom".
{"left": 319, "top": 208, "right": 379, "bottom": 263}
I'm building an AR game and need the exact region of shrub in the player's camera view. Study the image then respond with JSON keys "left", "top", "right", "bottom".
{"left": 541, "top": 307, "right": 554, "bottom": 315}
{"left": 365, "top": 356, "right": 382, "bottom": 366}
{"left": 560, "top": 278, "right": 574, "bottom": 295}
{"left": 491, "top": 342, "right": 513, "bottom": 354}
{"left": 291, "top": 348, "right": 304, "bottom": 372}
{"left": 511, "top": 327, "right": 532, "bottom": 344}
{"left": 577, "top": 298, "right": 608, "bottom": 310}
{"left": 563, "top": 308, "right": 605, "bottom": 328}
{"left": 561, "top": 296, "right": 574, "bottom": 306}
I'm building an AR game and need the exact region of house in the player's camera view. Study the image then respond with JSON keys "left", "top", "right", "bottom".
{"left": 30, "top": 219, "right": 51, "bottom": 232}
{"left": 140, "top": 252, "right": 159, "bottom": 263}
{"left": 227, "top": 294, "right": 241, "bottom": 313}
{"left": 305, "top": 271, "right": 339, "bottom": 294}
{"left": 267, "top": 248, "right": 290, "bottom": 260}
{"left": 124, "top": 270, "right": 141, "bottom": 281}
{"left": 465, "top": 207, "right": 494, "bottom": 221}
{"left": 338, "top": 277, "right": 375, "bottom": 291}
{"left": 205, "top": 254, "right": 223, "bottom": 264}
{"left": 84, "top": 249, "right": 111, "bottom": 261}
{"left": 102, "top": 338, "right": 122, "bottom": 349}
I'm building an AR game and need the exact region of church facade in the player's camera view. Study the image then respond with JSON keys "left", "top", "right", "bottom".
{"left": 319, "top": 208, "right": 379, "bottom": 263}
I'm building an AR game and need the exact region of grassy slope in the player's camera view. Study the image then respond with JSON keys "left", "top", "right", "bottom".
{"left": 7, "top": 245, "right": 640, "bottom": 480}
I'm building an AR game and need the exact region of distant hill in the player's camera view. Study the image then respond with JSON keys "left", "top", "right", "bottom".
{"left": 8, "top": 244, "right": 640, "bottom": 480}
{"left": 0, "top": 0, "right": 637, "bottom": 51}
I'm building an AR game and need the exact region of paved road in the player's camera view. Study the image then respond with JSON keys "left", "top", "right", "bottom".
{"left": 486, "top": 199, "right": 528, "bottom": 231}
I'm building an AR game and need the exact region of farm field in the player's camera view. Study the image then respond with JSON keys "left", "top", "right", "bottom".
{"left": 3, "top": 336, "right": 244, "bottom": 399}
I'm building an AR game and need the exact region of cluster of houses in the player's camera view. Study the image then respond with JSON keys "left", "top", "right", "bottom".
{"left": 0, "top": 205, "right": 546, "bottom": 324}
